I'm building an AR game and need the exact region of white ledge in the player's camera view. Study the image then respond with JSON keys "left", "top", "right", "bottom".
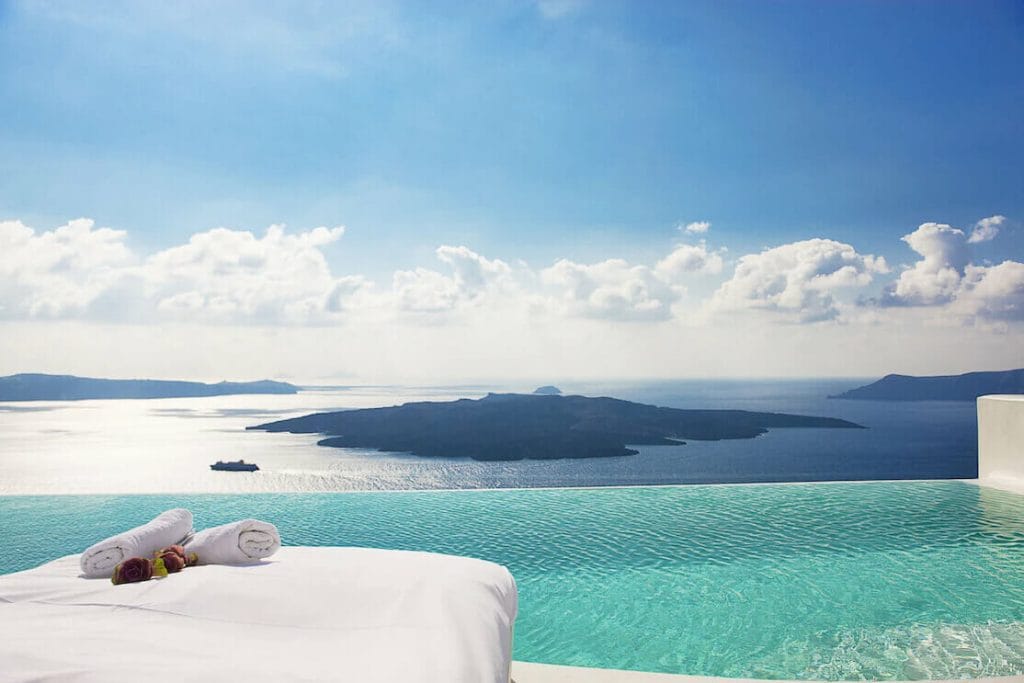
{"left": 978, "top": 395, "right": 1024, "bottom": 485}
{"left": 512, "top": 661, "right": 732, "bottom": 682}
{"left": 511, "top": 661, "right": 1024, "bottom": 683}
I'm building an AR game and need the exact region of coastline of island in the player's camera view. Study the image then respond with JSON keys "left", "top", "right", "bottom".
{"left": 0, "top": 373, "right": 299, "bottom": 401}
{"left": 832, "top": 368, "right": 1024, "bottom": 401}
{"left": 250, "top": 392, "right": 863, "bottom": 462}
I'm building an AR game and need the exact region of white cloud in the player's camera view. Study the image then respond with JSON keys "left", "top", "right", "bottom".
{"left": 393, "top": 268, "right": 461, "bottom": 313}
{"left": 144, "top": 224, "right": 364, "bottom": 323}
{"left": 654, "top": 242, "right": 724, "bottom": 281}
{"left": 882, "top": 223, "right": 968, "bottom": 306}
{"left": 711, "top": 239, "right": 889, "bottom": 322}
{"left": 539, "top": 242, "right": 723, "bottom": 322}
{"left": 3, "top": 214, "right": 1020, "bottom": 336}
{"left": 0, "top": 218, "right": 133, "bottom": 318}
{"left": 392, "top": 246, "right": 513, "bottom": 313}
{"left": 968, "top": 215, "right": 1006, "bottom": 244}
{"left": 682, "top": 221, "right": 711, "bottom": 235}
{"left": 954, "top": 261, "right": 1024, "bottom": 322}
{"left": 325, "top": 276, "right": 371, "bottom": 313}
{"left": 541, "top": 258, "right": 679, "bottom": 321}
{"left": 0, "top": 219, "right": 370, "bottom": 324}
{"left": 876, "top": 217, "right": 1024, "bottom": 324}
{"left": 435, "top": 245, "right": 513, "bottom": 297}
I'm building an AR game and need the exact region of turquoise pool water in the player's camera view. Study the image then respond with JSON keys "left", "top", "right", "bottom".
{"left": 3, "top": 481, "right": 1024, "bottom": 679}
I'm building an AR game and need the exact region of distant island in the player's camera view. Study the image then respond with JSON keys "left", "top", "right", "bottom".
{"left": 532, "top": 385, "right": 562, "bottom": 395}
{"left": 832, "top": 368, "right": 1024, "bottom": 401}
{"left": 250, "top": 393, "right": 863, "bottom": 461}
{"left": 0, "top": 373, "right": 298, "bottom": 401}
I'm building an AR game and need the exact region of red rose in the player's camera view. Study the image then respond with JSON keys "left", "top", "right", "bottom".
{"left": 160, "top": 551, "right": 186, "bottom": 573}
{"left": 161, "top": 545, "right": 186, "bottom": 560}
{"left": 111, "top": 557, "right": 153, "bottom": 585}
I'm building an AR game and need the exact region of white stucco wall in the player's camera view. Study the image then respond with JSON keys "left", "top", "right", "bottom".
{"left": 978, "top": 395, "right": 1024, "bottom": 486}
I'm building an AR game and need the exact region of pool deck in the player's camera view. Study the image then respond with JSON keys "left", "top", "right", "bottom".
{"left": 512, "top": 661, "right": 716, "bottom": 681}
{"left": 511, "top": 661, "right": 1024, "bottom": 683}
{"left": 977, "top": 476, "right": 1024, "bottom": 495}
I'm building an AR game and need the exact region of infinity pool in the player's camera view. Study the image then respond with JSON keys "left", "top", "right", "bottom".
{"left": 3, "top": 481, "right": 1024, "bottom": 679}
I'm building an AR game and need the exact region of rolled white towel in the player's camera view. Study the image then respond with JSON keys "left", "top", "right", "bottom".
{"left": 79, "top": 508, "right": 194, "bottom": 578}
{"left": 184, "top": 519, "right": 281, "bottom": 565}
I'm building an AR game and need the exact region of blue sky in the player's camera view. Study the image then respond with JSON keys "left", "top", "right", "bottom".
{"left": 1, "top": 1, "right": 1022, "bottom": 382}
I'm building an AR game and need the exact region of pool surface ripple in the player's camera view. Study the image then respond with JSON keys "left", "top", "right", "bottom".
{"left": 3, "top": 481, "right": 1024, "bottom": 680}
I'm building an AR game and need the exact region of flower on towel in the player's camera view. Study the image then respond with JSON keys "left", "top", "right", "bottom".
{"left": 162, "top": 545, "right": 187, "bottom": 560}
{"left": 157, "top": 549, "right": 186, "bottom": 573}
{"left": 111, "top": 557, "right": 155, "bottom": 585}
{"left": 155, "top": 545, "right": 188, "bottom": 573}
{"left": 186, "top": 552, "right": 199, "bottom": 567}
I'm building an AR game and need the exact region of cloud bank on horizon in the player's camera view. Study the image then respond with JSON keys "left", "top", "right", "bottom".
{"left": 3, "top": 215, "right": 1019, "bottom": 326}
{"left": 1, "top": 214, "right": 1021, "bottom": 382}
{"left": 2, "top": 214, "right": 1022, "bottom": 382}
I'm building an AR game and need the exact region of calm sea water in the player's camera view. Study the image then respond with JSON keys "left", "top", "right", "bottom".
{"left": 3, "top": 481, "right": 1023, "bottom": 679}
{"left": 0, "top": 379, "right": 979, "bottom": 495}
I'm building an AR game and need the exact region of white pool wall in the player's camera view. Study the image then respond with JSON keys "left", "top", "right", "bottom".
{"left": 978, "top": 395, "right": 1024, "bottom": 491}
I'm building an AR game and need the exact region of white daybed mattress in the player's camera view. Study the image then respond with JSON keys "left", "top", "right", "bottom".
{"left": 0, "top": 546, "right": 518, "bottom": 683}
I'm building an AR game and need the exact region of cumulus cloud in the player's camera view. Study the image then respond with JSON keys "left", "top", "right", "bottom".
{"left": 682, "top": 221, "right": 711, "bottom": 235}
{"left": 540, "top": 242, "right": 723, "bottom": 322}
{"left": 0, "top": 218, "right": 133, "bottom": 318}
{"left": 4, "top": 214, "right": 1019, "bottom": 331}
{"left": 325, "top": 276, "right": 371, "bottom": 313}
{"left": 0, "top": 219, "right": 368, "bottom": 324}
{"left": 654, "top": 242, "right": 724, "bottom": 281}
{"left": 144, "top": 224, "right": 367, "bottom": 323}
{"left": 876, "top": 217, "right": 1024, "bottom": 324}
{"left": 392, "top": 246, "right": 513, "bottom": 313}
{"left": 954, "top": 261, "right": 1024, "bottom": 321}
{"left": 435, "top": 245, "right": 513, "bottom": 296}
{"left": 541, "top": 258, "right": 678, "bottom": 321}
{"left": 711, "top": 239, "right": 888, "bottom": 322}
{"left": 881, "top": 222, "right": 968, "bottom": 306}
{"left": 968, "top": 215, "right": 1006, "bottom": 244}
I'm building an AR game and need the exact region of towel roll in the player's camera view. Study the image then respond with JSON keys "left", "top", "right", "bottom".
{"left": 184, "top": 519, "right": 281, "bottom": 565}
{"left": 79, "top": 508, "right": 194, "bottom": 578}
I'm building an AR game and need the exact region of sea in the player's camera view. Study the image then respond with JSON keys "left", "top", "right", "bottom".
{"left": 0, "top": 379, "right": 978, "bottom": 496}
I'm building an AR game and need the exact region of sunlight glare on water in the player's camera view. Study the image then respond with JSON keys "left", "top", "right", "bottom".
{"left": 0, "top": 387, "right": 491, "bottom": 494}
{"left": 0, "top": 381, "right": 978, "bottom": 495}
